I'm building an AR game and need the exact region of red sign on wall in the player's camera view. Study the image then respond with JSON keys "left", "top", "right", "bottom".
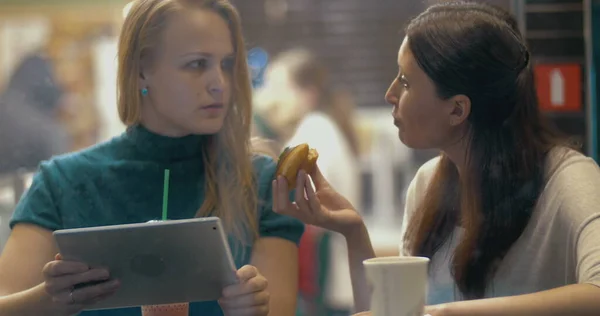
{"left": 534, "top": 64, "right": 582, "bottom": 112}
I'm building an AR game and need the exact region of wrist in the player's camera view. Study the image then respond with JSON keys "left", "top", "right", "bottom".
{"left": 0, "top": 283, "right": 63, "bottom": 316}
{"left": 342, "top": 221, "right": 370, "bottom": 245}
{"left": 29, "top": 284, "right": 62, "bottom": 316}
{"left": 323, "top": 208, "right": 365, "bottom": 238}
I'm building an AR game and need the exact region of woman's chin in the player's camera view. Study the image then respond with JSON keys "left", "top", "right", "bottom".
{"left": 397, "top": 129, "right": 410, "bottom": 146}
{"left": 188, "top": 118, "right": 225, "bottom": 135}
{"left": 397, "top": 132, "right": 431, "bottom": 150}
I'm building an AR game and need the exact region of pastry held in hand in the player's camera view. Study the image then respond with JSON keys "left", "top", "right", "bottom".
{"left": 275, "top": 143, "right": 319, "bottom": 190}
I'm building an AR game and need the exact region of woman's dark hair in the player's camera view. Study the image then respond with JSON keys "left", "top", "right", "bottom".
{"left": 402, "top": 2, "right": 566, "bottom": 299}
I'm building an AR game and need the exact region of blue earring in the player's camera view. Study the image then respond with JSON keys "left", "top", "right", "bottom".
{"left": 141, "top": 88, "right": 149, "bottom": 96}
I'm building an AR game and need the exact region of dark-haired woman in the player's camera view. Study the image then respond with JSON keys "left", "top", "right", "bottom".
{"left": 273, "top": 2, "right": 600, "bottom": 315}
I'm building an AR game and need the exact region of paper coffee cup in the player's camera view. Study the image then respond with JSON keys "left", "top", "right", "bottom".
{"left": 363, "top": 256, "right": 429, "bottom": 316}
{"left": 141, "top": 303, "right": 189, "bottom": 316}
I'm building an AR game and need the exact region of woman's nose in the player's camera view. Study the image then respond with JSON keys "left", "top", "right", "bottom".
{"left": 385, "top": 85, "right": 399, "bottom": 106}
{"left": 207, "top": 69, "right": 225, "bottom": 97}
{"left": 209, "top": 85, "right": 223, "bottom": 95}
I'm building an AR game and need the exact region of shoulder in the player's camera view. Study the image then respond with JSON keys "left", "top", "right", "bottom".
{"left": 544, "top": 147, "right": 600, "bottom": 196}
{"left": 403, "top": 156, "right": 440, "bottom": 220}
{"left": 301, "top": 112, "right": 337, "bottom": 129}
{"left": 300, "top": 112, "right": 333, "bottom": 126}
{"left": 41, "top": 138, "right": 123, "bottom": 183}
{"left": 9, "top": 141, "right": 119, "bottom": 231}
{"left": 408, "top": 156, "right": 441, "bottom": 198}
{"left": 250, "top": 154, "right": 305, "bottom": 243}
{"left": 10, "top": 136, "right": 132, "bottom": 231}
{"left": 539, "top": 150, "right": 600, "bottom": 287}
{"left": 287, "top": 112, "right": 347, "bottom": 155}
{"left": 251, "top": 154, "right": 278, "bottom": 195}
{"left": 293, "top": 112, "right": 338, "bottom": 136}
{"left": 542, "top": 147, "right": 600, "bottom": 215}
{"left": 404, "top": 156, "right": 440, "bottom": 217}
{"left": 44, "top": 140, "right": 118, "bottom": 174}
{"left": 545, "top": 147, "right": 598, "bottom": 179}
{"left": 252, "top": 154, "right": 277, "bottom": 178}
{"left": 399, "top": 156, "right": 441, "bottom": 254}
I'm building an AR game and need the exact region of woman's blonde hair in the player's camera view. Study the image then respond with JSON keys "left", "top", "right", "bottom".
{"left": 118, "top": 0, "right": 258, "bottom": 245}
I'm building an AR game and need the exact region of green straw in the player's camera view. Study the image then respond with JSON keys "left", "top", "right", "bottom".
{"left": 162, "top": 169, "right": 170, "bottom": 220}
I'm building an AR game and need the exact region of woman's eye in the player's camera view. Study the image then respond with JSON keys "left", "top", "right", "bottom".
{"left": 399, "top": 75, "right": 409, "bottom": 88}
{"left": 187, "top": 59, "right": 208, "bottom": 69}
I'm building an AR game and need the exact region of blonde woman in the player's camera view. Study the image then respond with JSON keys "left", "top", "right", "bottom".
{"left": 0, "top": 1, "right": 303, "bottom": 315}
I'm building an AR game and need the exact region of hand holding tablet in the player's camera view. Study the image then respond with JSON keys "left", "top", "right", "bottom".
{"left": 42, "top": 253, "right": 121, "bottom": 315}
{"left": 218, "top": 265, "right": 270, "bottom": 316}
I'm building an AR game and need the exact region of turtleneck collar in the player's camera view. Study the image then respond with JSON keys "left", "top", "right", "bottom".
{"left": 123, "top": 124, "right": 207, "bottom": 162}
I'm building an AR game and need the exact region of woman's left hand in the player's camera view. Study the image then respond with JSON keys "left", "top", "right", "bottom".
{"left": 219, "top": 265, "right": 270, "bottom": 316}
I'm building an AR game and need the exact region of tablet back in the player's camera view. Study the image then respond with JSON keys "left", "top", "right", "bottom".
{"left": 53, "top": 217, "right": 237, "bottom": 310}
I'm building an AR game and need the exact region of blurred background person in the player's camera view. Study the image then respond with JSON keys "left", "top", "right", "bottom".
{"left": 0, "top": 52, "right": 69, "bottom": 175}
{"left": 252, "top": 50, "right": 311, "bottom": 156}
{"left": 0, "top": 51, "right": 70, "bottom": 255}
{"left": 256, "top": 48, "right": 361, "bottom": 315}
{"left": 281, "top": 48, "right": 361, "bottom": 212}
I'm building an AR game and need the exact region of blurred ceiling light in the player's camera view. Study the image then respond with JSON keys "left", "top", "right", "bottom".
{"left": 264, "top": 0, "right": 289, "bottom": 24}
{"left": 123, "top": 1, "right": 134, "bottom": 19}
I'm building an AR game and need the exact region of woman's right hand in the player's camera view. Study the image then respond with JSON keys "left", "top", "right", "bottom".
{"left": 42, "top": 254, "right": 120, "bottom": 315}
{"left": 272, "top": 165, "right": 364, "bottom": 236}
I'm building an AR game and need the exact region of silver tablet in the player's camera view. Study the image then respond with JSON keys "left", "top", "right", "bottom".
{"left": 53, "top": 217, "right": 237, "bottom": 310}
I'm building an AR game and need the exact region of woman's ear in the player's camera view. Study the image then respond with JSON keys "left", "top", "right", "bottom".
{"left": 138, "top": 56, "right": 153, "bottom": 88}
{"left": 447, "top": 94, "right": 471, "bottom": 126}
